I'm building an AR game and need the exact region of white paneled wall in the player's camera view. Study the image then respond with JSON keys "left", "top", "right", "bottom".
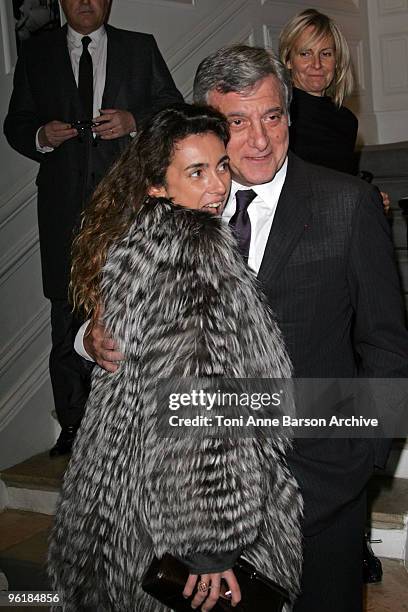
{"left": 109, "top": 0, "right": 258, "bottom": 99}
{"left": 366, "top": 0, "right": 408, "bottom": 143}
{"left": 0, "top": 0, "right": 406, "bottom": 469}
{"left": 0, "top": 171, "right": 57, "bottom": 469}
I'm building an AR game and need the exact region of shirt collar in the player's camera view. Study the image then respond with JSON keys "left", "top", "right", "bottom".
{"left": 67, "top": 24, "right": 106, "bottom": 48}
{"left": 230, "top": 157, "right": 288, "bottom": 206}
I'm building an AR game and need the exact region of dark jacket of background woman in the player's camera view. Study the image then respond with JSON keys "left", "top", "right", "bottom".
{"left": 289, "top": 87, "right": 358, "bottom": 175}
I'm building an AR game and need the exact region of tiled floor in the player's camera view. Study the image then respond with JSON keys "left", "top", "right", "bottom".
{"left": 0, "top": 509, "right": 407, "bottom": 611}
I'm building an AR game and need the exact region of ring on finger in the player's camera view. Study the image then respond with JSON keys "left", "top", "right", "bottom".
{"left": 198, "top": 580, "right": 209, "bottom": 592}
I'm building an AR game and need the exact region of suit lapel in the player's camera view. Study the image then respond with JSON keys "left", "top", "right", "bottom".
{"left": 102, "top": 26, "right": 126, "bottom": 109}
{"left": 54, "top": 25, "right": 82, "bottom": 119}
{"left": 258, "top": 153, "right": 313, "bottom": 286}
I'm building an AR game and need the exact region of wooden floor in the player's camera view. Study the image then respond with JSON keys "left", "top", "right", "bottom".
{"left": 365, "top": 559, "right": 408, "bottom": 611}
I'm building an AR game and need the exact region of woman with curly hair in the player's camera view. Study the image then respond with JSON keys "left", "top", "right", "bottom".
{"left": 48, "top": 103, "right": 302, "bottom": 611}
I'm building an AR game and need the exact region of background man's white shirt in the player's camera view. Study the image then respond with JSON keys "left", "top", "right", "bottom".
{"left": 66, "top": 24, "right": 107, "bottom": 117}
{"left": 36, "top": 24, "right": 107, "bottom": 152}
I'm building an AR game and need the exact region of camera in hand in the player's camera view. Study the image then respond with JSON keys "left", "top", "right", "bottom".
{"left": 71, "top": 120, "right": 96, "bottom": 135}
{"left": 71, "top": 120, "right": 109, "bottom": 142}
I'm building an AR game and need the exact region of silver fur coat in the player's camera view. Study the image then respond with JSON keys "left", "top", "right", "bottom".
{"left": 48, "top": 198, "right": 303, "bottom": 611}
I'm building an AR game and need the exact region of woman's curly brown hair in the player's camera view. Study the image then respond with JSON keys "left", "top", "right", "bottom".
{"left": 70, "top": 103, "right": 230, "bottom": 323}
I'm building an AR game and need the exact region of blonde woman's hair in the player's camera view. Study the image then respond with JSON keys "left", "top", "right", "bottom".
{"left": 279, "top": 8, "right": 354, "bottom": 107}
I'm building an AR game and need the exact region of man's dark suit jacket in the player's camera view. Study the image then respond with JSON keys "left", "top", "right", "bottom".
{"left": 4, "top": 24, "right": 183, "bottom": 299}
{"left": 257, "top": 153, "right": 408, "bottom": 536}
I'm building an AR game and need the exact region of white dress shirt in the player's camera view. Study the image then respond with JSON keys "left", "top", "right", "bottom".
{"left": 66, "top": 24, "right": 107, "bottom": 117}
{"left": 36, "top": 24, "right": 107, "bottom": 152}
{"left": 222, "top": 159, "right": 287, "bottom": 274}
{"left": 75, "top": 159, "right": 289, "bottom": 360}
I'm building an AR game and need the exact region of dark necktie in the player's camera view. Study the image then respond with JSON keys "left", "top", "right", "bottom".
{"left": 78, "top": 36, "right": 93, "bottom": 120}
{"left": 229, "top": 189, "right": 257, "bottom": 259}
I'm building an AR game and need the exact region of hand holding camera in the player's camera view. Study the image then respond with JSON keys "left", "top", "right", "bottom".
{"left": 39, "top": 108, "right": 136, "bottom": 149}
{"left": 91, "top": 108, "right": 136, "bottom": 140}
{"left": 38, "top": 120, "right": 78, "bottom": 148}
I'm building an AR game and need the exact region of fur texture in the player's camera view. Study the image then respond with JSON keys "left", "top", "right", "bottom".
{"left": 48, "top": 199, "right": 303, "bottom": 611}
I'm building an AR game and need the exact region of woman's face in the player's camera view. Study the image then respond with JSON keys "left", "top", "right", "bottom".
{"left": 148, "top": 132, "right": 230, "bottom": 215}
{"left": 287, "top": 26, "right": 336, "bottom": 96}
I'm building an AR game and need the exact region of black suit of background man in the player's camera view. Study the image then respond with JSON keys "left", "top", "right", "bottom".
{"left": 4, "top": 3, "right": 183, "bottom": 454}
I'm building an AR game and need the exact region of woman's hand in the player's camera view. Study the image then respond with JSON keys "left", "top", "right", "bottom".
{"left": 183, "top": 569, "right": 241, "bottom": 610}
{"left": 380, "top": 191, "right": 391, "bottom": 214}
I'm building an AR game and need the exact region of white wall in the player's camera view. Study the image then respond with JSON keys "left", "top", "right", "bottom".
{"left": 0, "top": 0, "right": 400, "bottom": 469}
{"left": 364, "top": 0, "right": 408, "bottom": 144}
{"left": 109, "top": 0, "right": 407, "bottom": 145}
{"left": 0, "top": 1, "right": 57, "bottom": 469}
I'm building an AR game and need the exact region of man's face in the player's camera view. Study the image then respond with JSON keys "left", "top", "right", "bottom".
{"left": 208, "top": 75, "right": 289, "bottom": 187}
{"left": 61, "top": 0, "right": 110, "bottom": 34}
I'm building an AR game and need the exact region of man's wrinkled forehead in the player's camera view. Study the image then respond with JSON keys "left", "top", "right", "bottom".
{"left": 208, "top": 75, "right": 287, "bottom": 115}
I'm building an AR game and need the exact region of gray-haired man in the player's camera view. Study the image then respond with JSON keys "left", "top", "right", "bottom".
{"left": 192, "top": 45, "right": 408, "bottom": 612}
{"left": 78, "top": 46, "right": 408, "bottom": 611}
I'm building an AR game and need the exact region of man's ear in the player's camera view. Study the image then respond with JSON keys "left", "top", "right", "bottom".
{"left": 148, "top": 185, "right": 167, "bottom": 198}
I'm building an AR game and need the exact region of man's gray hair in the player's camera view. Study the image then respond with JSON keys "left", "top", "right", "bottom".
{"left": 193, "top": 45, "right": 292, "bottom": 115}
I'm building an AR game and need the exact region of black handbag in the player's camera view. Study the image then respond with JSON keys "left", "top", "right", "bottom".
{"left": 142, "top": 553, "right": 290, "bottom": 611}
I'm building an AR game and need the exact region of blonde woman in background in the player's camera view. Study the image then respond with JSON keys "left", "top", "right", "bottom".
{"left": 280, "top": 8, "right": 389, "bottom": 208}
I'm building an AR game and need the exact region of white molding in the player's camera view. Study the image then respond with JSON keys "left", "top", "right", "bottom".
{"left": 0, "top": 480, "right": 8, "bottom": 511}
{"left": 0, "top": 172, "right": 39, "bottom": 287}
{"left": 235, "top": 25, "right": 255, "bottom": 46}
{"left": 0, "top": 303, "right": 49, "bottom": 379}
{"left": 262, "top": 25, "right": 281, "bottom": 52}
{"left": 128, "top": 0, "right": 195, "bottom": 8}
{"left": 261, "top": 0, "right": 359, "bottom": 15}
{"left": 262, "top": 24, "right": 271, "bottom": 49}
{"left": 180, "top": 23, "right": 255, "bottom": 99}
{"left": 0, "top": 0, "right": 17, "bottom": 75}
{"left": 5, "top": 486, "right": 59, "bottom": 515}
{"left": 0, "top": 170, "right": 37, "bottom": 229}
{"left": 378, "top": 0, "right": 408, "bottom": 16}
{"left": 376, "top": 110, "right": 408, "bottom": 143}
{"left": 371, "top": 519, "right": 408, "bottom": 565}
{"left": 349, "top": 39, "right": 366, "bottom": 94}
{"left": 380, "top": 34, "right": 408, "bottom": 94}
{"left": 0, "top": 226, "right": 40, "bottom": 287}
{"left": 165, "top": 0, "right": 247, "bottom": 70}
{"left": 174, "top": 3, "right": 253, "bottom": 99}
{"left": 0, "top": 349, "right": 49, "bottom": 432}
